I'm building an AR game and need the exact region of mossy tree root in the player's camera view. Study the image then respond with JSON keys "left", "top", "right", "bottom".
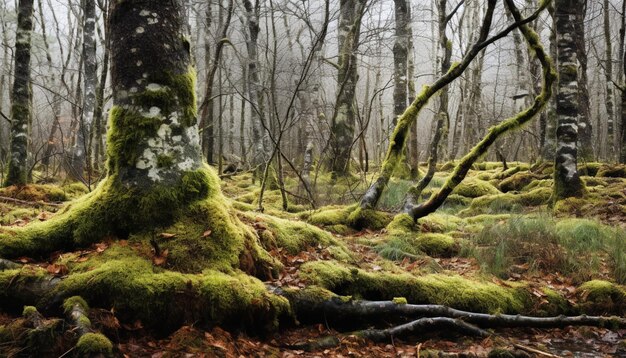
{"left": 406, "top": 0, "right": 555, "bottom": 221}
{"left": 358, "top": 0, "right": 548, "bottom": 212}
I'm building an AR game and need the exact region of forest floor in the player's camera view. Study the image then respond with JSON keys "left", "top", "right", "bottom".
{"left": 1, "top": 161, "right": 626, "bottom": 357}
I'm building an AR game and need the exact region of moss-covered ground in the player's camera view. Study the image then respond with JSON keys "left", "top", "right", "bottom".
{"left": 2, "top": 161, "right": 626, "bottom": 356}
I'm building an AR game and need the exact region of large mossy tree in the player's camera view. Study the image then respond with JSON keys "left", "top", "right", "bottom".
{"left": 0, "top": 0, "right": 289, "bottom": 330}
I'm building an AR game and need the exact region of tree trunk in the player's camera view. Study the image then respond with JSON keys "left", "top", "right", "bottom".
{"left": 573, "top": 0, "right": 594, "bottom": 160}
{"left": 553, "top": 0, "right": 586, "bottom": 200}
{"left": 330, "top": 0, "right": 366, "bottom": 177}
{"left": 541, "top": 4, "right": 558, "bottom": 160}
{"left": 5, "top": 0, "right": 35, "bottom": 187}
{"left": 603, "top": 0, "right": 615, "bottom": 158}
{"left": 244, "top": 0, "right": 268, "bottom": 171}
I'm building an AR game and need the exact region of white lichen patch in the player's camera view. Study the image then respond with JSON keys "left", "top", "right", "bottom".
{"left": 136, "top": 27, "right": 145, "bottom": 34}
{"left": 135, "top": 112, "right": 200, "bottom": 182}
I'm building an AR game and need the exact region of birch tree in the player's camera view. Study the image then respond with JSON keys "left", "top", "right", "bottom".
{"left": 552, "top": 0, "right": 585, "bottom": 201}
{"left": 5, "top": 0, "right": 35, "bottom": 186}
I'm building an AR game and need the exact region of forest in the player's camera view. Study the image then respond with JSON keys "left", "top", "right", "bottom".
{"left": 1, "top": 0, "right": 626, "bottom": 356}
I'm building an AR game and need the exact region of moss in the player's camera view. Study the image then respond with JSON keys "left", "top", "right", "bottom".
{"left": 307, "top": 205, "right": 351, "bottom": 227}
{"left": 386, "top": 213, "right": 419, "bottom": 234}
{"left": 416, "top": 233, "right": 457, "bottom": 257}
{"left": 75, "top": 333, "right": 113, "bottom": 356}
{"left": 299, "top": 261, "right": 530, "bottom": 314}
{"left": 0, "top": 166, "right": 236, "bottom": 263}
{"left": 539, "top": 288, "right": 571, "bottom": 316}
{"left": 347, "top": 207, "right": 391, "bottom": 230}
{"left": 22, "top": 306, "right": 38, "bottom": 317}
{"left": 468, "top": 187, "right": 550, "bottom": 213}
{"left": 579, "top": 162, "right": 602, "bottom": 176}
{"left": 490, "top": 166, "right": 521, "bottom": 180}
{"left": 53, "top": 252, "right": 290, "bottom": 330}
{"left": 0, "top": 184, "right": 68, "bottom": 202}
{"left": 417, "top": 213, "right": 461, "bottom": 233}
{"left": 577, "top": 280, "right": 626, "bottom": 315}
{"left": 498, "top": 172, "right": 542, "bottom": 192}
{"left": 0, "top": 207, "right": 36, "bottom": 225}
{"left": 252, "top": 213, "right": 350, "bottom": 261}
{"left": 453, "top": 178, "right": 500, "bottom": 198}
{"left": 582, "top": 176, "right": 608, "bottom": 187}
{"left": 392, "top": 297, "right": 407, "bottom": 305}
{"left": 62, "top": 296, "right": 89, "bottom": 313}
{"left": 596, "top": 164, "right": 626, "bottom": 178}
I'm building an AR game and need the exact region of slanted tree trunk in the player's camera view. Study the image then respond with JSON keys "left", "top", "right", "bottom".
{"left": 5, "top": 0, "right": 35, "bottom": 187}
{"left": 552, "top": 0, "right": 586, "bottom": 200}
{"left": 406, "top": 0, "right": 554, "bottom": 220}
{"left": 329, "top": 0, "right": 366, "bottom": 177}
{"left": 358, "top": 0, "right": 550, "bottom": 214}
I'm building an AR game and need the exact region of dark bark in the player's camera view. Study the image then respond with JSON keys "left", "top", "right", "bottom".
{"left": 5, "top": 0, "right": 35, "bottom": 186}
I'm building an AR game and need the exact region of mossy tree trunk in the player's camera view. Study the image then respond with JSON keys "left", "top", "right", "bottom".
{"left": 360, "top": 0, "right": 507, "bottom": 210}
{"left": 330, "top": 0, "right": 366, "bottom": 177}
{"left": 552, "top": 0, "right": 586, "bottom": 201}
{"left": 406, "top": 0, "right": 555, "bottom": 220}
{"left": 4, "top": 0, "right": 34, "bottom": 187}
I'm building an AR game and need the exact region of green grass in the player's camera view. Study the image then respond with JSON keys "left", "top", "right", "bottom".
{"left": 462, "top": 215, "right": 626, "bottom": 283}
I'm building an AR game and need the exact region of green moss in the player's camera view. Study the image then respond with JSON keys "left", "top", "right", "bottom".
{"left": 579, "top": 162, "right": 602, "bottom": 176}
{"left": 386, "top": 213, "right": 418, "bottom": 234}
{"left": 62, "top": 296, "right": 89, "bottom": 313}
{"left": 252, "top": 213, "right": 351, "bottom": 261}
{"left": 75, "top": 333, "right": 113, "bottom": 356}
{"left": 347, "top": 207, "right": 391, "bottom": 230}
{"left": 392, "top": 297, "right": 407, "bottom": 305}
{"left": 299, "top": 261, "right": 530, "bottom": 313}
{"left": 582, "top": 176, "right": 608, "bottom": 187}
{"left": 490, "top": 166, "right": 521, "bottom": 180}
{"left": 0, "top": 166, "right": 231, "bottom": 262}
{"left": 52, "top": 251, "right": 290, "bottom": 330}
{"left": 453, "top": 178, "right": 500, "bottom": 198}
{"left": 22, "top": 306, "right": 38, "bottom": 317}
{"left": 539, "top": 288, "right": 571, "bottom": 316}
{"left": 307, "top": 205, "right": 351, "bottom": 227}
{"left": 416, "top": 233, "right": 457, "bottom": 257}
{"left": 597, "top": 164, "right": 626, "bottom": 178}
{"left": 417, "top": 213, "right": 461, "bottom": 233}
{"left": 577, "top": 280, "right": 626, "bottom": 315}
{"left": 0, "top": 184, "right": 68, "bottom": 202}
{"left": 498, "top": 172, "right": 542, "bottom": 192}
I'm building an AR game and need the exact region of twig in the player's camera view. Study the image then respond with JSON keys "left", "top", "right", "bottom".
{"left": 513, "top": 343, "right": 560, "bottom": 357}
{"left": 0, "top": 195, "right": 64, "bottom": 208}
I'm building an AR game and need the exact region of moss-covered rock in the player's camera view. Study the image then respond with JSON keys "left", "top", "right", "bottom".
{"left": 597, "top": 164, "right": 626, "bottom": 178}
{"left": 453, "top": 178, "right": 501, "bottom": 198}
{"left": 577, "top": 280, "right": 626, "bottom": 315}
{"left": 346, "top": 207, "right": 392, "bottom": 231}
{"left": 75, "top": 333, "right": 113, "bottom": 357}
{"left": 415, "top": 233, "right": 457, "bottom": 257}
{"left": 498, "top": 172, "right": 543, "bottom": 192}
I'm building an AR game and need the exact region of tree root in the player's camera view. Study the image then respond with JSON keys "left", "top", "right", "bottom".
{"left": 292, "top": 297, "right": 626, "bottom": 329}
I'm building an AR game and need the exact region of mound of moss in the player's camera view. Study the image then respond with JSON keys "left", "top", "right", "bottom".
{"left": 453, "top": 178, "right": 501, "bottom": 198}
{"left": 298, "top": 260, "right": 531, "bottom": 314}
